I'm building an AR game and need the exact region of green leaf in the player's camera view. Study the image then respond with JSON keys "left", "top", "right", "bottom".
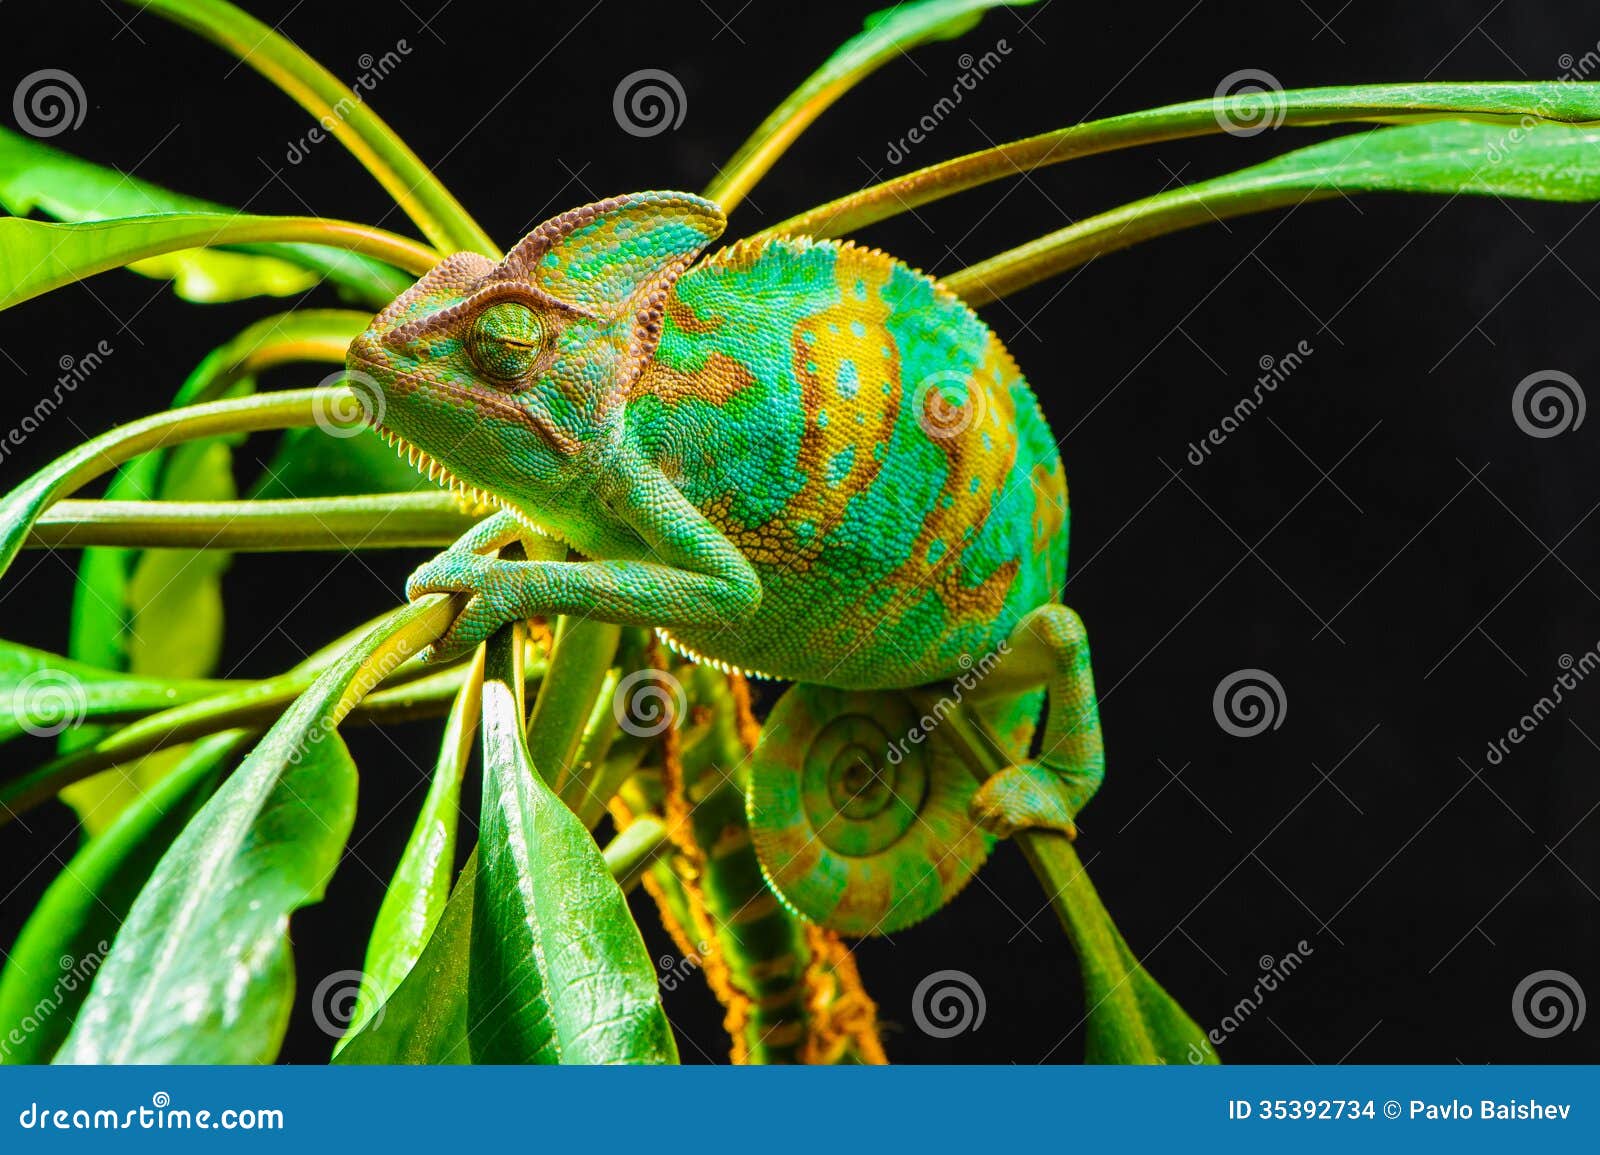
{"left": 0, "top": 213, "right": 437, "bottom": 314}
{"left": 333, "top": 851, "right": 478, "bottom": 1065}
{"left": 0, "top": 127, "right": 409, "bottom": 306}
{"left": 336, "top": 656, "right": 481, "bottom": 1055}
{"left": 0, "top": 732, "right": 243, "bottom": 1064}
{"left": 124, "top": 0, "right": 495, "bottom": 256}
{"left": 774, "top": 81, "right": 1600, "bottom": 239}
{"left": 0, "top": 641, "right": 222, "bottom": 749}
{"left": 947, "top": 118, "right": 1600, "bottom": 303}
{"left": 705, "top": 0, "right": 1036, "bottom": 209}
{"left": 468, "top": 629, "right": 677, "bottom": 1064}
{"left": 1016, "top": 831, "right": 1215, "bottom": 1065}
{"left": 54, "top": 598, "right": 453, "bottom": 1063}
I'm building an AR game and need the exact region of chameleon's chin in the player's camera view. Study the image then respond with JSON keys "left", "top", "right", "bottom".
{"left": 371, "top": 422, "right": 498, "bottom": 509}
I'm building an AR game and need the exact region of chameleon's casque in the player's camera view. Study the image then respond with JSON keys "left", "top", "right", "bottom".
{"left": 349, "top": 192, "right": 1107, "bottom": 935}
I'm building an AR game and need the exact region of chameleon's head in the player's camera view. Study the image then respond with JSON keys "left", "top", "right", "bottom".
{"left": 347, "top": 192, "right": 725, "bottom": 512}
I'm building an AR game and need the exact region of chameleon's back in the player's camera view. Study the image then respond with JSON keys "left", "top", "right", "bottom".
{"left": 628, "top": 235, "right": 1067, "bottom": 690}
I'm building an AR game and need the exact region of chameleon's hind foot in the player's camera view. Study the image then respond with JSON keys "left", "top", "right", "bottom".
{"left": 969, "top": 762, "right": 1079, "bottom": 839}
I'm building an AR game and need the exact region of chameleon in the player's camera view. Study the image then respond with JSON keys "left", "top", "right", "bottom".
{"left": 347, "top": 190, "right": 1106, "bottom": 936}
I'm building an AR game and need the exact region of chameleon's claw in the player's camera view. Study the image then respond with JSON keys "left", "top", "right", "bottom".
{"left": 407, "top": 551, "right": 513, "bottom": 662}
{"left": 968, "top": 762, "right": 1080, "bottom": 839}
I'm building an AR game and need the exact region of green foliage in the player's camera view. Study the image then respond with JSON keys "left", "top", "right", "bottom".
{"left": 3, "top": 0, "right": 1597, "bottom": 1067}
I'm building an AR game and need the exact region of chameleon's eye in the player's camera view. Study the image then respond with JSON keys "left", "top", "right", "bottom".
{"left": 467, "top": 301, "right": 544, "bottom": 385}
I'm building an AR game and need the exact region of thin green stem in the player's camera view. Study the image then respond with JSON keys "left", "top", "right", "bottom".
{"left": 126, "top": 0, "right": 496, "bottom": 256}
{"left": 765, "top": 82, "right": 1600, "bottom": 240}
{"left": 29, "top": 494, "right": 485, "bottom": 551}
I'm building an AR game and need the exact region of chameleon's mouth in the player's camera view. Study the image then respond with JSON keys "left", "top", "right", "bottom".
{"left": 372, "top": 420, "right": 567, "bottom": 546}
{"left": 373, "top": 422, "right": 499, "bottom": 507}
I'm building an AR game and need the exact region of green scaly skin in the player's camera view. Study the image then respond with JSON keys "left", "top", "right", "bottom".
{"left": 347, "top": 192, "right": 1107, "bottom": 934}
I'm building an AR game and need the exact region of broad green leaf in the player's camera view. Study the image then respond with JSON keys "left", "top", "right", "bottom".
{"left": 774, "top": 81, "right": 1600, "bottom": 239}
{"left": 705, "top": 0, "right": 1036, "bottom": 209}
{"left": 125, "top": 0, "right": 495, "bottom": 256}
{"left": 334, "top": 851, "right": 478, "bottom": 1065}
{"left": 946, "top": 118, "right": 1600, "bottom": 303}
{"left": 0, "top": 640, "right": 222, "bottom": 749}
{"left": 1017, "top": 831, "right": 1214, "bottom": 1065}
{"left": 55, "top": 597, "right": 454, "bottom": 1063}
{"left": 337, "top": 653, "right": 482, "bottom": 1055}
{"left": 468, "top": 630, "right": 676, "bottom": 1064}
{"left": 0, "top": 213, "right": 437, "bottom": 313}
{"left": 62, "top": 313, "right": 362, "bottom": 828}
{"left": 0, "top": 127, "right": 410, "bottom": 306}
{"left": 0, "top": 733, "right": 242, "bottom": 1064}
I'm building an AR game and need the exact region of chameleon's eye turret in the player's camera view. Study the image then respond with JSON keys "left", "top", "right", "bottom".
{"left": 467, "top": 300, "right": 544, "bottom": 385}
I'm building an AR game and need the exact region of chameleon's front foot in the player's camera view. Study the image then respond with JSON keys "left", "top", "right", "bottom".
{"left": 405, "top": 510, "right": 562, "bottom": 661}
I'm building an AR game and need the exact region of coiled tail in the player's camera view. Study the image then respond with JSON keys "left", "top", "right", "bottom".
{"left": 747, "top": 684, "right": 999, "bottom": 937}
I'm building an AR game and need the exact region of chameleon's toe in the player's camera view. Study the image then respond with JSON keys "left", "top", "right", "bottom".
{"left": 968, "top": 763, "right": 1080, "bottom": 839}
{"left": 406, "top": 553, "right": 510, "bottom": 662}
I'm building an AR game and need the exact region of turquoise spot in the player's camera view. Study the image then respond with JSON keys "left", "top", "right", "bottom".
{"left": 543, "top": 253, "right": 560, "bottom": 267}
{"left": 854, "top": 280, "right": 867, "bottom": 299}
{"left": 837, "top": 359, "right": 860, "bottom": 400}
{"left": 928, "top": 539, "right": 946, "bottom": 563}
{"left": 850, "top": 320, "right": 866, "bottom": 338}
{"left": 827, "top": 445, "right": 856, "bottom": 484}
{"left": 816, "top": 410, "right": 829, "bottom": 428}
{"left": 969, "top": 476, "right": 981, "bottom": 494}
{"left": 806, "top": 361, "right": 818, "bottom": 374}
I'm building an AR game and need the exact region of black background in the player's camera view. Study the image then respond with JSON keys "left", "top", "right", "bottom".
{"left": 2, "top": 0, "right": 1597, "bottom": 1065}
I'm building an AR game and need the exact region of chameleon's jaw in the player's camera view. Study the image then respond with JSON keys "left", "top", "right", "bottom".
{"left": 373, "top": 422, "right": 499, "bottom": 507}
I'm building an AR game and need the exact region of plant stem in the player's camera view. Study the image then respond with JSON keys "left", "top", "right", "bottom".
{"left": 28, "top": 494, "right": 484, "bottom": 551}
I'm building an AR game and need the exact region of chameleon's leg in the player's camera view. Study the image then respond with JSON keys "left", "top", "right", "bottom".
{"left": 968, "top": 603, "right": 1105, "bottom": 838}
{"left": 407, "top": 463, "right": 760, "bottom": 661}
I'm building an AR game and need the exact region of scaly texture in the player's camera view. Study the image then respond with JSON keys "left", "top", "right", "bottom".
{"left": 348, "top": 193, "right": 1108, "bottom": 934}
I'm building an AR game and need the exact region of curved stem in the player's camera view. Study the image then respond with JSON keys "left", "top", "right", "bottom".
{"left": 765, "top": 82, "right": 1600, "bottom": 240}
{"left": 30, "top": 494, "right": 486, "bottom": 551}
{"left": 125, "top": 0, "right": 496, "bottom": 257}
